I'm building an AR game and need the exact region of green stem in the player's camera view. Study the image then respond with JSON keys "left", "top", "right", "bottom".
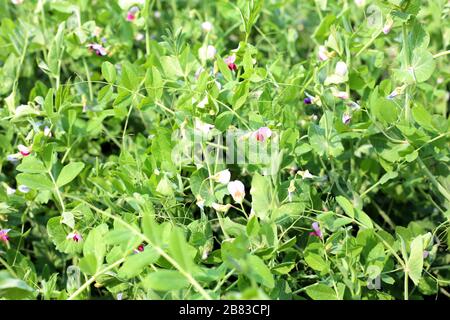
{"left": 404, "top": 270, "right": 409, "bottom": 300}
{"left": 64, "top": 195, "right": 213, "bottom": 300}
{"left": 48, "top": 170, "right": 65, "bottom": 212}
{"left": 418, "top": 157, "right": 450, "bottom": 202}
{"left": 433, "top": 50, "right": 450, "bottom": 59}
{"left": 68, "top": 257, "right": 125, "bottom": 300}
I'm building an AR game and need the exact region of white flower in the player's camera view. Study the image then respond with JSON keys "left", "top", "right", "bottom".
{"left": 335, "top": 61, "right": 348, "bottom": 77}
{"left": 201, "top": 21, "right": 213, "bottom": 33}
{"left": 7, "top": 154, "right": 20, "bottom": 163}
{"left": 383, "top": 18, "right": 394, "bottom": 35}
{"left": 287, "top": 180, "right": 296, "bottom": 202}
{"left": 318, "top": 46, "right": 330, "bottom": 61}
{"left": 198, "top": 45, "right": 217, "bottom": 60}
{"left": 154, "top": 11, "right": 161, "bottom": 18}
{"left": 11, "top": 0, "right": 24, "bottom": 5}
{"left": 197, "top": 96, "right": 208, "bottom": 109}
{"left": 135, "top": 32, "right": 145, "bottom": 41}
{"left": 18, "top": 144, "right": 31, "bottom": 156}
{"left": 196, "top": 196, "right": 205, "bottom": 210}
{"left": 92, "top": 26, "right": 102, "bottom": 37}
{"left": 212, "top": 169, "right": 231, "bottom": 184}
{"left": 194, "top": 119, "right": 214, "bottom": 135}
{"left": 332, "top": 90, "right": 349, "bottom": 100}
{"left": 195, "top": 66, "right": 204, "bottom": 79}
{"left": 354, "top": 0, "right": 365, "bottom": 7}
{"left": 297, "top": 170, "right": 315, "bottom": 179}
{"left": 212, "top": 202, "right": 231, "bottom": 212}
{"left": 6, "top": 186, "right": 16, "bottom": 195}
{"left": 15, "top": 105, "right": 28, "bottom": 112}
{"left": 43, "top": 126, "right": 52, "bottom": 137}
{"left": 18, "top": 185, "right": 30, "bottom": 193}
{"left": 347, "top": 101, "right": 361, "bottom": 110}
{"left": 227, "top": 180, "right": 245, "bottom": 203}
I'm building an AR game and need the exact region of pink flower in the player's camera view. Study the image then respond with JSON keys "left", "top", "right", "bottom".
{"left": 126, "top": 6, "right": 139, "bottom": 21}
{"left": 18, "top": 144, "right": 31, "bottom": 156}
{"left": 254, "top": 127, "right": 272, "bottom": 142}
{"left": 66, "top": 231, "right": 82, "bottom": 242}
{"left": 0, "top": 229, "right": 11, "bottom": 243}
{"left": 87, "top": 43, "right": 107, "bottom": 56}
{"left": 224, "top": 55, "right": 237, "bottom": 71}
{"left": 309, "top": 222, "right": 323, "bottom": 239}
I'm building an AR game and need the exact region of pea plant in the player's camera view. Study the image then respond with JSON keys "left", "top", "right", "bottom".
{"left": 0, "top": 0, "right": 449, "bottom": 300}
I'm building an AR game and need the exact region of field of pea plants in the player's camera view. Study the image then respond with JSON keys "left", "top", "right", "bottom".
{"left": 0, "top": 0, "right": 449, "bottom": 301}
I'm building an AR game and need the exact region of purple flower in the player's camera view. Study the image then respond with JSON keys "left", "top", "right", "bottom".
{"left": 342, "top": 113, "right": 351, "bottom": 125}
{"left": 304, "top": 97, "right": 312, "bottom": 105}
{"left": 309, "top": 222, "right": 322, "bottom": 239}
{"left": 0, "top": 229, "right": 11, "bottom": 243}
{"left": 87, "top": 43, "right": 107, "bottom": 56}
{"left": 423, "top": 250, "right": 429, "bottom": 259}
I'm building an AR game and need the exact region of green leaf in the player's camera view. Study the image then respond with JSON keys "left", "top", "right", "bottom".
{"left": 61, "top": 211, "right": 75, "bottom": 229}
{"left": 396, "top": 49, "right": 436, "bottom": 83}
{"left": 16, "top": 173, "right": 53, "bottom": 190}
{"left": 168, "top": 227, "right": 196, "bottom": 272}
{"left": 305, "top": 283, "right": 338, "bottom": 300}
{"left": 250, "top": 173, "right": 271, "bottom": 220}
{"left": 372, "top": 96, "right": 399, "bottom": 123}
{"left": 118, "top": 247, "right": 160, "bottom": 279}
{"left": 160, "top": 56, "right": 184, "bottom": 79}
{"left": 216, "top": 54, "right": 233, "bottom": 82}
{"left": 101, "top": 61, "right": 117, "bottom": 83}
{"left": 56, "top": 162, "right": 85, "bottom": 187}
{"left": 305, "top": 252, "right": 329, "bottom": 273}
{"left": 0, "top": 271, "right": 35, "bottom": 299}
{"left": 214, "top": 111, "right": 234, "bottom": 132}
{"left": 412, "top": 105, "right": 436, "bottom": 132}
{"left": 79, "top": 224, "right": 109, "bottom": 274}
{"left": 16, "top": 157, "right": 47, "bottom": 174}
{"left": 407, "top": 235, "right": 424, "bottom": 285}
{"left": 379, "top": 171, "right": 399, "bottom": 185}
{"left": 336, "top": 196, "right": 373, "bottom": 228}
{"left": 143, "top": 270, "right": 189, "bottom": 291}
{"left": 336, "top": 196, "right": 354, "bottom": 219}
{"left": 246, "top": 255, "right": 275, "bottom": 288}
{"left": 312, "top": 14, "right": 336, "bottom": 43}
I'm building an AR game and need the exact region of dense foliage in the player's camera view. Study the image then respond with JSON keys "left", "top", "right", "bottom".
{"left": 0, "top": 0, "right": 449, "bottom": 300}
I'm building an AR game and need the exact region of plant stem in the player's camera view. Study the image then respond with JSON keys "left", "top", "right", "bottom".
{"left": 68, "top": 257, "right": 125, "bottom": 300}
{"left": 404, "top": 270, "right": 409, "bottom": 300}
{"left": 64, "top": 195, "right": 213, "bottom": 300}
{"left": 433, "top": 50, "right": 450, "bottom": 58}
